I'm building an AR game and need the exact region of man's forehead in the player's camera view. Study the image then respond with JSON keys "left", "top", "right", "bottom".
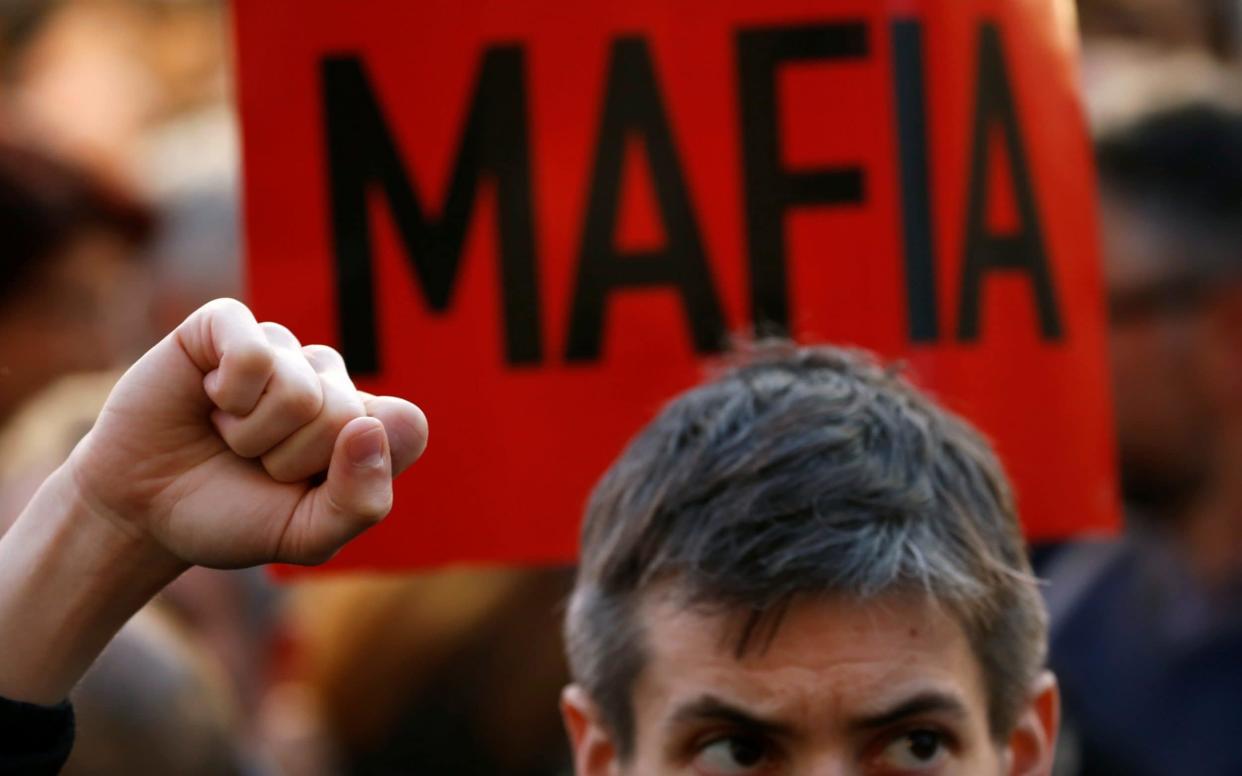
{"left": 631, "top": 589, "right": 988, "bottom": 725}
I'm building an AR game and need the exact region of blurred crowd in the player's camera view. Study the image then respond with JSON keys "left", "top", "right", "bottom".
{"left": 0, "top": 0, "right": 1239, "bottom": 774}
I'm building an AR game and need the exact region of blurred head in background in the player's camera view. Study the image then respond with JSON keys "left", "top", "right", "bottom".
{"left": 1096, "top": 100, "right": 1242, "bottom": 533}
{"left": 0, "top": 142, "right": 153, "bottom": 421}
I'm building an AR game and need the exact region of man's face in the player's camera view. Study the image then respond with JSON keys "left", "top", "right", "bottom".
{"left": 562, "top": 592, "right": 1057, "bottom": 775}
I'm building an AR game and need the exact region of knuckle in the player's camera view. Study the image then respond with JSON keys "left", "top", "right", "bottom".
{"left": 204, "top": 297, "right": 247, "bottom": 316}
{"left": 228, "top": 341, "right": 276, "bottom": 379}
{"left": 260, "top": 321, "right": 300, "bottom": 348}
{"left": 302, "top": 343, "right": 340, "bottom": 361}
{"left": 279, "top": 380, "right": 324, "bottom": 422}
{"left": 302, "top": 344, "right": 346, "bottom": 373}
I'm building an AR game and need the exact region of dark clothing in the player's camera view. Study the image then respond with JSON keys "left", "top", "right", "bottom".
{"left": 1043, "top": 532, "right": 1242, "bottom": 776}
{"left": 0, "top": 697, "right": 73, "bottom": 775}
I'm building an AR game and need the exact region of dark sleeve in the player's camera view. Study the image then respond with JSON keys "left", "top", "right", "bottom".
{"left": 0, "top": 697, "right": 74, "bottom": 775}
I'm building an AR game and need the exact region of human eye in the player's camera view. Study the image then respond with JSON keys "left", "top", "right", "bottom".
{"left": 871, "top": 728, "right": 952, "bottom": 773}
{"left": 691, "top": 732, "right": 777, "bottom": 775}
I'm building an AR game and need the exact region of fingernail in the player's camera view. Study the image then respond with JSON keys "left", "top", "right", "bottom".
{"left": 347, "top": 425, "right": 386, "bottom": 468}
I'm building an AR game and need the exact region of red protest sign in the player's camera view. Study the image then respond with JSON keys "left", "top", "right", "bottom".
{"left": 235, "top": 0, "right": 1118, "bottom": 571}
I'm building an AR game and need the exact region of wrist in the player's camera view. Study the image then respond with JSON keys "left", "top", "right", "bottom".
{"left": 0, "top": 465, "right": 187, "bottom": 703}
{"left": 60, "top": 454, "right": 189, "bottom": 577}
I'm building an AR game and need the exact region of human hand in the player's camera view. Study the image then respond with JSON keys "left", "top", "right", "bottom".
{"left": 0, "top": 298, "right": 426, "bottom": 704}
{"left": 65, "top": 298, "right": 427, "bottom": 569}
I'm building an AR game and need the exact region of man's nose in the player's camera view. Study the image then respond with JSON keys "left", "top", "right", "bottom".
{"left": 804, "top": 759, "right": 850, "bottom": 776}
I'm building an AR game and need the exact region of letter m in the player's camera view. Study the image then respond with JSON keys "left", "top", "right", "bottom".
{"left": 322, "top": 49, "right": 541, "bottom": 374}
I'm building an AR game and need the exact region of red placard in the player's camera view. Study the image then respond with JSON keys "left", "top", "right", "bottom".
{"left": 234, "top": 0, "right": 1118, "bottom": 572}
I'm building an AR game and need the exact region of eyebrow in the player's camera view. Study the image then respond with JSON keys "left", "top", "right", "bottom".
{"left": 849, "top": 691, "right": 970, "bottom": 732}
{"left": 665, "top": 689, "right": 970, "bottom": 738}
{"left": 668, "top": 694, "right": 794, "bottom": 737}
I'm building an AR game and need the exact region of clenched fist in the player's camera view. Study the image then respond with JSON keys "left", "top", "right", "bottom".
{"left": 69, "top": 298, "right": 428, "bottom": 568}
{"left": 0, "top": 298, "right": 428, "bottom": 705}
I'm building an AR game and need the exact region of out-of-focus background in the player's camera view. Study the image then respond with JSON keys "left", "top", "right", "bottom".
{"left": 0, "top": 0, "right": 1240, "bottom": 773}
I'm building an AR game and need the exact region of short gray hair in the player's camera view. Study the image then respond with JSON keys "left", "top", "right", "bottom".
{"left": 564, "top": 343, "right": 1046, "bottom": 757}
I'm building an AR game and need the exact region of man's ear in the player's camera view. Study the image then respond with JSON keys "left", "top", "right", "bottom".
{"left": 1006, "top": 671, "right": 1060, "bottom": 776}
{"left": 561, "top": 683, "right": 620, "bottom": 776}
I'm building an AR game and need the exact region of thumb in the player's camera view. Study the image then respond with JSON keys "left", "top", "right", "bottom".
{"left": 361, "top": 395, "right": 428, "bottom": 476}
{"left": 277, "top": 416, "right": 393, "bottom": 565}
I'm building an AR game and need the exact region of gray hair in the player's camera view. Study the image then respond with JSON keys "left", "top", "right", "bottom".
{"left": 564, "top": 343, "right": 1046, "bottom": 757}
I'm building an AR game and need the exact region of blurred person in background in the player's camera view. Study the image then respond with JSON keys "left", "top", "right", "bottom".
{"left": 1044, "top": 99, "right": 1242, "bottom": 775}
{"left": 0, "top": 141, "right": 152, "bottom": 431}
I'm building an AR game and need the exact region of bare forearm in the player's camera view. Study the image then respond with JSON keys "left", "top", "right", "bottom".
{"left": 0, "top": 466, "right": 185, "bottom": 704}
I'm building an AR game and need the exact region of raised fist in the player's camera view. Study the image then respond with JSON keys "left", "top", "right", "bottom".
{"left": 66, "top": 298, "right": 427, "bottom": 568}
